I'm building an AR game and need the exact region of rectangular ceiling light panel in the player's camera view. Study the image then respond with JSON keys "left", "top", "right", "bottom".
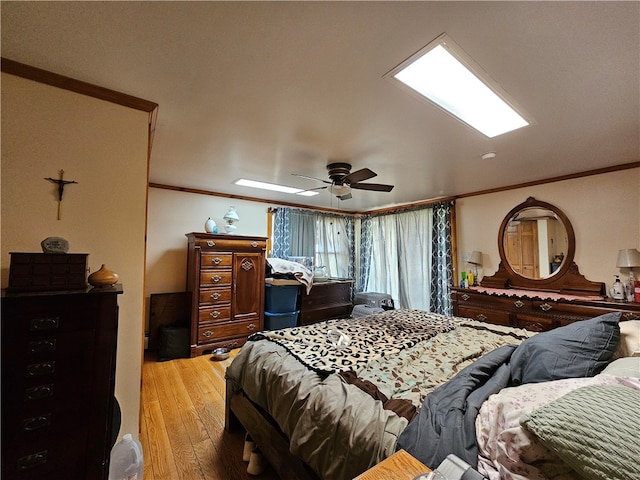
{"left": 235, "top": 179, "right": 319, "bottom": 196}
{"left": 388, "top": 34, "right": 531, "bottom": 138}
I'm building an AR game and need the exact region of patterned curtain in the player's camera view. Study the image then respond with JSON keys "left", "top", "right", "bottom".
{"left": 358, "top": 215, "right": 373, "bottom": 292}
{"left": 430, "top": 201, "right": 454, "bottom": 315}
{"left": 270, "top": 208, "right": 290, "bottom": 259}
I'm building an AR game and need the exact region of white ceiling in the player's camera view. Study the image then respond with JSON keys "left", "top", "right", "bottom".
{"left": 2, "top": 1, "right": 639, "bottom": 212}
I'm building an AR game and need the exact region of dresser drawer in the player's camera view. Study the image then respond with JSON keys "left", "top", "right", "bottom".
{"left": 200, "top": 253, "right": 233, "bottom": 268}
{"left": 2, "top": 424, "right": 88, "bottom": 479}
{"left": 195, "top": 237, "right": 266, "bottom": 252}
{"left": 198, "top": 305, "right": 232, "bottom": 323}
{"left": 514, "top": 314, "right": 555, "bottom": 332}
{"left": 198, "top": 287, "right": 232, "bottom": 306}
{"left": 457, "top": 305, "right": 511, "bottom": 326}
{"left": 199, "top": 270, "right": 232, "bottom": 287}
{"left": 455, "top": 291, "right": 530, "bottom": 312}
{"left": 197, "top": 319, "right": 260, "bottom": 343}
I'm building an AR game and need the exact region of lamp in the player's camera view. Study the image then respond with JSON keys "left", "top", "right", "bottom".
{"left": 616, "top": 248, "right": 640, "bottom": 302}
{"left": 223, "top": 206, "right": 239, "bottom": 234}
{"left": 468, "top": 251, "right": 483, "bottom": 286}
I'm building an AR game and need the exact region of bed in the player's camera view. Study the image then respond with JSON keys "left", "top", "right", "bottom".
{"left": 224, "top": 309, "right": 639, "bottom": 480}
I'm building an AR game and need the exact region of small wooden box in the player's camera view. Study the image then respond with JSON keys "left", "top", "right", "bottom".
{"left": 7, "top": 252, "right": 88, "bottom": 292}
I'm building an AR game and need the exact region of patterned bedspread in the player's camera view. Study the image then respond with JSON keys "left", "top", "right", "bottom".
{"left": 249, "top": 309, "right": 456, "bottom": 374}
{"left": 227, "top": 309, "right": 535, "bottom": 480}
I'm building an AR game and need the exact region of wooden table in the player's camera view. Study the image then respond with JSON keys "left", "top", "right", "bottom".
{"left": 354, "top": 450, "right": 431, "bottom": 480}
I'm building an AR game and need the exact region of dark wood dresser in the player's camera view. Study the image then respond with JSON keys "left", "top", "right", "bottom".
{"left": 1, "top": 285, "right": 122, "bottom": 480}
{"left": 186, "top": 233, "right": 266, "bottom": 356}
{"left": 298, "top": 280, "right": 354, "bottom": 326}
{"left": 452, "top": 286, "right": 640, "bottom": 331}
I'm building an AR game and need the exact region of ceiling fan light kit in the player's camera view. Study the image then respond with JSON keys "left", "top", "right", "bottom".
{"left": 293, "top": 162, "right": 394, "bottom": 201}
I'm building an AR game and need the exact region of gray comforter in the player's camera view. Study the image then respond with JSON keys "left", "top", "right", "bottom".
{"left": 226, "top": 310, "right": 535, "bottom": 479}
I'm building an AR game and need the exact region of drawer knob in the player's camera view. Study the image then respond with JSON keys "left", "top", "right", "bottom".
{"left": 539, "top": 303, "right": 552, "bottom": 312}
{"left": 18, "top": 451, "right": 47, "bottom": 470}
{"left": 26, "top": 361, "right": 56, "bottom": 377}
{"left": 251, "top": 241, "right": 258, "bottom": 248}
{"left": 207, "top": 240, "right": 215, "bottom": 247}
{"left": 203, "top": 330, "right": 213, "bottom": 338}
{"left": 210, "top": 311, "right": 220, "bottom": 318}
{"left": 24, "top": 384, "right": 54, "bottom": 401}
{"left": 210, "top": 292, "right": 221, "bottom": 300}
{"left": 247, "top": 323, "right": 256, "bottom": 331}
{"left": 514, "top": 300, "right": 525, "bottom": 308}
{"left": 22, "top": 414, "right": 51, "bottom": 432}
{"left": 212, "top": 257, "right": 222, "bottom": 264}
{"left": 30, "top": 317, "right": 59, "bottom": 331}
{"left": 461, "top": 294, "right": 470, "bottom": 301}
{"left": 476, "top": 313, "right": 487, "bottom": 322}
{"left": 211, "top": 275, "right": 222, "bottom": 283}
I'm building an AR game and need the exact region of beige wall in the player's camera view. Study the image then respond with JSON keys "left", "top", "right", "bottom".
{"left": 145, "top": 188, "right": 270, "bottom": 330}
{"left": 456, "top": 168, "right": 640, "bottom": 293}
{"left": 1, "top": 73, "right": 149, "bottom": 440}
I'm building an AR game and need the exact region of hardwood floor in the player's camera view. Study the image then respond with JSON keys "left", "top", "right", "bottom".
{"left": 140, "top": 350, "right": 280, "bottom": 480}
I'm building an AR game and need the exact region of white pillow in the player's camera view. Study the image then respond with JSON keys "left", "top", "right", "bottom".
{"left": 602, "top": 357, "right": 640, "bottom": 378}
{"left": 613, "top": 320, "right": 640, "bottom": 358}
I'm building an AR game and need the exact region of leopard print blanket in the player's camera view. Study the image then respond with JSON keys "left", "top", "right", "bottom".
{"left": 249, "top": 309, "right": 456, "bottom": 375}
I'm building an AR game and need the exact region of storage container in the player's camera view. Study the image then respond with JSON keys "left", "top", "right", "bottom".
{"left": 108, "top": 433, "right": 143, "bottom": 480}
{"left": 354, "top": 292, "right": 394, "bottom": 309}
{"left": 265, "top": 283, "right": 301, "bottom": 313}
{"left": 264, "top": 310, "right": 299, "bottom": 330}
{"left": 351, "top": 304, "right": 385, "bottom": 318}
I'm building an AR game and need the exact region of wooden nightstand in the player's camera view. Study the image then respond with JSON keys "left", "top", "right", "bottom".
{"left": 354, "top": 450, "right": 431, "bottom": 480}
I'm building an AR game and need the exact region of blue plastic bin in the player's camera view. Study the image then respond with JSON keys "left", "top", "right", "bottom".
{"left": 265, "top": 284, "right": 300, "bottom": 313}
{"left": 264, "top": 310, "right": 299, "bottom": 330}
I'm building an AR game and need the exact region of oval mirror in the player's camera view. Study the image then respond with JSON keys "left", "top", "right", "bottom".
{"left": 481, "top": 197, "right": 604, "bottom": 296}
{"left": 502, "top": 206, "right": 569, "bottom": 279}
{"left": 498, "top": 197, "right": 575, "bottom": 283}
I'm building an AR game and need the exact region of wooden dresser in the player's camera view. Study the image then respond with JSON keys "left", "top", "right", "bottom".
{"left": 298, "top": 279, "right": 354, "bottom": 326}
{"left": 186, "top": 233, "right": 266, "bottom": 356}
{"left": 1, "top": 285, "right": 122, "bottom": 480}
{"left": 452, "top": 286, "right": 640, "bottom": 331}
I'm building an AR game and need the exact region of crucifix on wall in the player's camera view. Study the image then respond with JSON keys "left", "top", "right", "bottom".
{"left": 45, "top": 169, "right": 78, "bottom": 220}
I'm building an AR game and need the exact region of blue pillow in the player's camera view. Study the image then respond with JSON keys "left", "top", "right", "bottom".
{"left": 510, "top": 312, "right": 621, "bottom": 385}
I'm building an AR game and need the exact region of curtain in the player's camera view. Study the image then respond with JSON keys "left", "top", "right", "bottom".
{"left": 430, "top": 201, "right": 454, "bottom": 315}
{"left": 315, "top": 213, "right": 355, "bottom": 279}
{"left": 271, "top": 208, "right": 355, "bottom": 279}
{"left": 271, "top": 208, "right": 290, "bottom": 259}
{"left": 361, "top": 202, "right": 453, "bottom": 314}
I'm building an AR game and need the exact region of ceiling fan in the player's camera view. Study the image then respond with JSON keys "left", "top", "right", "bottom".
{"left": 293, "top": 162, "right": 394, "bottom": 200}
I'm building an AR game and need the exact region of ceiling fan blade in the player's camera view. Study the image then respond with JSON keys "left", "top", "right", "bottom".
{"left": 300, "top": 185, "right": 328, "bottom": 193}
{"left": 292, "top": 173, "right": 332, "bottom": 184}
{"left": 343, "top": 168, "right": 376, "bottom": 185}
{"left": 338, "top": 192, "right": 352, "bottom": 200}
{"left": 350, "top": 182, "right": 394, "bottom": 192}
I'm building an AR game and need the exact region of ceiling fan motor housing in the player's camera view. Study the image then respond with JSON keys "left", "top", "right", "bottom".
{"left": 327, "top": 162, "right": 352, "bottom": 183}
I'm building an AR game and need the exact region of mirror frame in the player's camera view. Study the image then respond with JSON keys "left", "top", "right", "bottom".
{"left": 480, "top": 197, "right": 604, "bottom": 296}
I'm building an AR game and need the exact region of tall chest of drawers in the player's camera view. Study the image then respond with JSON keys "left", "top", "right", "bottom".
{"left": 1, "top": 285, "right": 122, "bottom": 480}
{"left": 186, "top": 233, "right": 266, "bottom": 357}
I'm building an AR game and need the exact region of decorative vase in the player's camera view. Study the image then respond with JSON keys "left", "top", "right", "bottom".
{"left": 88, "top": 264, "right": 119, "bottom": 288}
{"left": 204, "top": 217, "right": 218, "bottom": 233}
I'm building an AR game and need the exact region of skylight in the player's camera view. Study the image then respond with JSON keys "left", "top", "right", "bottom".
{"left": 235, "top": 179, "right": 319, "bottom": 196}
{"left": 387, "top": 34, "right": 531, "bottom": 138}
